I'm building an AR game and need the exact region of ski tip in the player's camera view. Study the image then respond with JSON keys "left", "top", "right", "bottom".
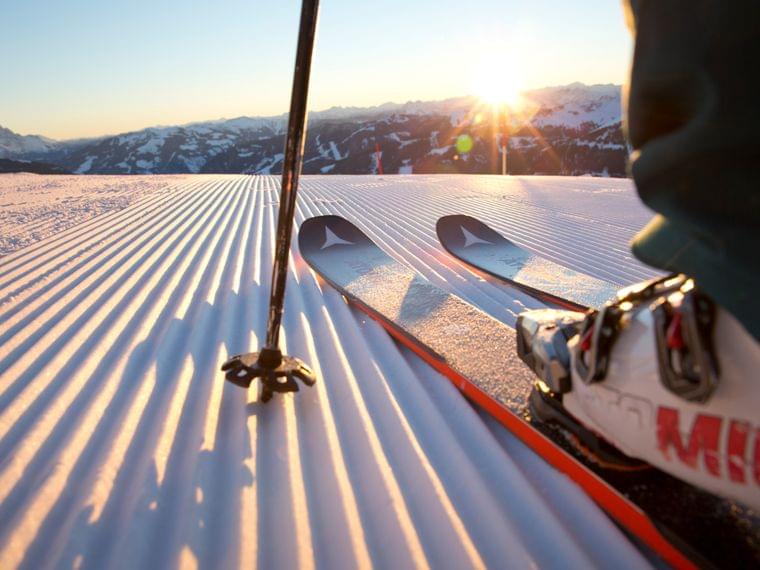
{"left": 298, "top": 215, "right": 374, "bottom": 259}
{"left": 436, "top": 214, "right": 515, "bottom": 251}
{"left": 435, "top": 214, "right": 479, "bottom": 237}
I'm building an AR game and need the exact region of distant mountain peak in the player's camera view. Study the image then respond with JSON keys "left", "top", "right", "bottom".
{"left": 0, "top": 125, "right": 59, "bottom": 159}
{"left": 3, "top": 83, "right": 625, "bottom": 177}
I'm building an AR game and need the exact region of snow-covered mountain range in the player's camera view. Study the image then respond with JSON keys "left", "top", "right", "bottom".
{"left": 0, "top": 126, "right": 59, "bottom": 157}
{"left": 1, "top": 83, "right": 628, "bottom": 176}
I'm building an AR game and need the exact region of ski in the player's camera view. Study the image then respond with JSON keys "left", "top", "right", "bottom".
{"left": 436, "top": 214, "right": 619, "bottom": 310}
{"left": 299, "top": 214, "right": 758, "bottom": 569}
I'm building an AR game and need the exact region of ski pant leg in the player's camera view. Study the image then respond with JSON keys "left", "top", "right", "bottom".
{"left": 621, "top": 0, "right": 760, "bottom": 341}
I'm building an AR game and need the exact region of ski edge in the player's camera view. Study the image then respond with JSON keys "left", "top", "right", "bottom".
{"left": 308, "top": 265, "right": 696, "bottom": 570}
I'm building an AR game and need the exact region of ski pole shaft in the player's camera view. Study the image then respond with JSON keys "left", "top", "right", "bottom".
{"left": 265, "top": 0, "right": 320, "bottom": 350}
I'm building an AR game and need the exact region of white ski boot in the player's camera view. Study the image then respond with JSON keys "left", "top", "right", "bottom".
{"left": 517, "top": 275, "right": 760, "bottom": 511}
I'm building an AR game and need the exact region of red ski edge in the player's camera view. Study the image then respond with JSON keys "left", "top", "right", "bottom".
{"left": 332, "top": 284, "right": 696, "bottom": 570}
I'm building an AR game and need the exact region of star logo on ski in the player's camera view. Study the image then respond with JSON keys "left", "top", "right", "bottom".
{"left": 321, "top": 226, "right": 354, "bottom": 249}
{"left": 460, "top": 226, "right": 492, "bottom": 247}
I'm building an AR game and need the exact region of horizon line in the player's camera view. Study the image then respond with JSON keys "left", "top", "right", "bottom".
{"left": 3, "top": 81, "right": 622, "bottom": 142}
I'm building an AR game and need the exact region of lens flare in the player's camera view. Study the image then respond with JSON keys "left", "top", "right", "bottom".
{"left": 456, "top": 134, "right": 474, "bottom": 154}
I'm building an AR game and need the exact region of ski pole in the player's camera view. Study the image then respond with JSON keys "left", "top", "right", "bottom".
{"left": 221, "top": 0, "right": 319, "bottom": 402}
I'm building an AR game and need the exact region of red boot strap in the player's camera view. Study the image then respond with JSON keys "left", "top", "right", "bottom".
{"left": 580, "top": 325, "right": 595, "bottom": 351}
{"left": 666, "top": 312, "right": 684, "bottom": 350}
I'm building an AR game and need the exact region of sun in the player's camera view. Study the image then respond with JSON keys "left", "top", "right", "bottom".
{"left": 471, "top": 60, "right": 525, "bottom": 110}
{"left": 477, "top": 75, "right": 523, "bottom": 108}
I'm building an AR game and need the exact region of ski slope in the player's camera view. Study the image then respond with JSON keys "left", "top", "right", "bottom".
{"left": 0, "top": 173, "right": 191, "bottom": 255}
{"left": 0, "top": 174, "right": 657, "bottom": 568}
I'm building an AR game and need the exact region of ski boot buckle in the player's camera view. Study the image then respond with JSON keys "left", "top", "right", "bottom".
{"left": 516, "top": 308, "right": 585, "bottom": 394}
{"left": 574, "top": 274, "right": 684, "bottom": 384}
{"left": 653, "top": 280, "right": 719, "bottom": 403}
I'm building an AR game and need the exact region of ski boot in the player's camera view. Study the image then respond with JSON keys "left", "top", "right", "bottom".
{"left": 517, "top": 275, "right": 760, "bottom": 511}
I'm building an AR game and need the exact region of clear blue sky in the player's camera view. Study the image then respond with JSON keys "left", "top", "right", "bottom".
{"left": 2, "top": 0, "right": 631, "bottom": 139}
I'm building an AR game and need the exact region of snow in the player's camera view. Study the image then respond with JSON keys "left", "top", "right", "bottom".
{"left": 135, "top": 159, "right": 155, "bottom": 170}
{"left": 0, "top": 126, "right": 57, "bottom": 158}
{"left": 136, "top": 137, "right": 165, "bottom": 155}
{"left": 320, "top": 164, "right": 336, "bottom": 173}
{"left": 339, "top": 126, "right": 375, "bottom": 146}
{"left": 574, "top": 140, "right": 626, "bottom": 150}
{"left": 2, "top": 84, "right": 623, "bottom": 175}
{"left": 74, "top": 156, "right": 97, "bottom": 174}
{"left": 315, "top": 135, "right": 329, "bottom": 159}
{"left": 525, "top": 83, "right": 621, "bottom": 129}
{"left": 429, "top": 146, "right": 450, "bottom": 156}
{"left": 252, "top": 153, "right": 284, "bottom": 174}
{"left": 449, "top": 109, "right": 466, "bottom": 126}
{"left": 180, "top": 155, "right": 206, "bottom": 173}
{"left": 0, "top": 173, "right": 191, "bottom": 255}
{"left": 328, "top": 141, "right": 342, "bottom": 161}
{"left": 118, "top": 133, "right": 140, "bottom": 145}
{"left": 192, "top": 116, "right": 286, "bottom": 134}
{"left": 0, "top": 174, "right": 655, "bottom": 568}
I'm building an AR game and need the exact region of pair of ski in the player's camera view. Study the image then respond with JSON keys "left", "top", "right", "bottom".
{"left": 299, "top": 214, "right": 756, "bottom": 569}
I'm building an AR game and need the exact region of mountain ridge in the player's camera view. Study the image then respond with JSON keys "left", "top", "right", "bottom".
{"left": 2, "top": 83, "right": 628, "bottom": 176}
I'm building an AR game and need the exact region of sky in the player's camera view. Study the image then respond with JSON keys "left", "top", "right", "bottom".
{"left": 2, "top": 0, "right": 632, "bottom": 140}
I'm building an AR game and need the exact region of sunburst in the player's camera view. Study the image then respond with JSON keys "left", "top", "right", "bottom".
{"left": 471, "top": 58, "right": 525, "bottom": 110}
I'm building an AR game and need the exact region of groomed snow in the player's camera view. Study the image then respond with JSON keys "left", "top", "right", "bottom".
{"left": 0, "top": 175, "right": 655, "bottom": 568}
{"left": 0, "top": 173, "right": 192, "bottom": 256}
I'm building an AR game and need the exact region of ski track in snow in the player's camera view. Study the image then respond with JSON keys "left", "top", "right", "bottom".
{"left": 0, "top": 174, "right": 653, "bottom": 569}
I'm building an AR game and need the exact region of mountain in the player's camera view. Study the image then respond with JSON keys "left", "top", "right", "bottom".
{"left": 3, "top": 83, "right": 628, "bottom": 177}
{"left": 0, "top": 126, "right": 58, "bottom": 158}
